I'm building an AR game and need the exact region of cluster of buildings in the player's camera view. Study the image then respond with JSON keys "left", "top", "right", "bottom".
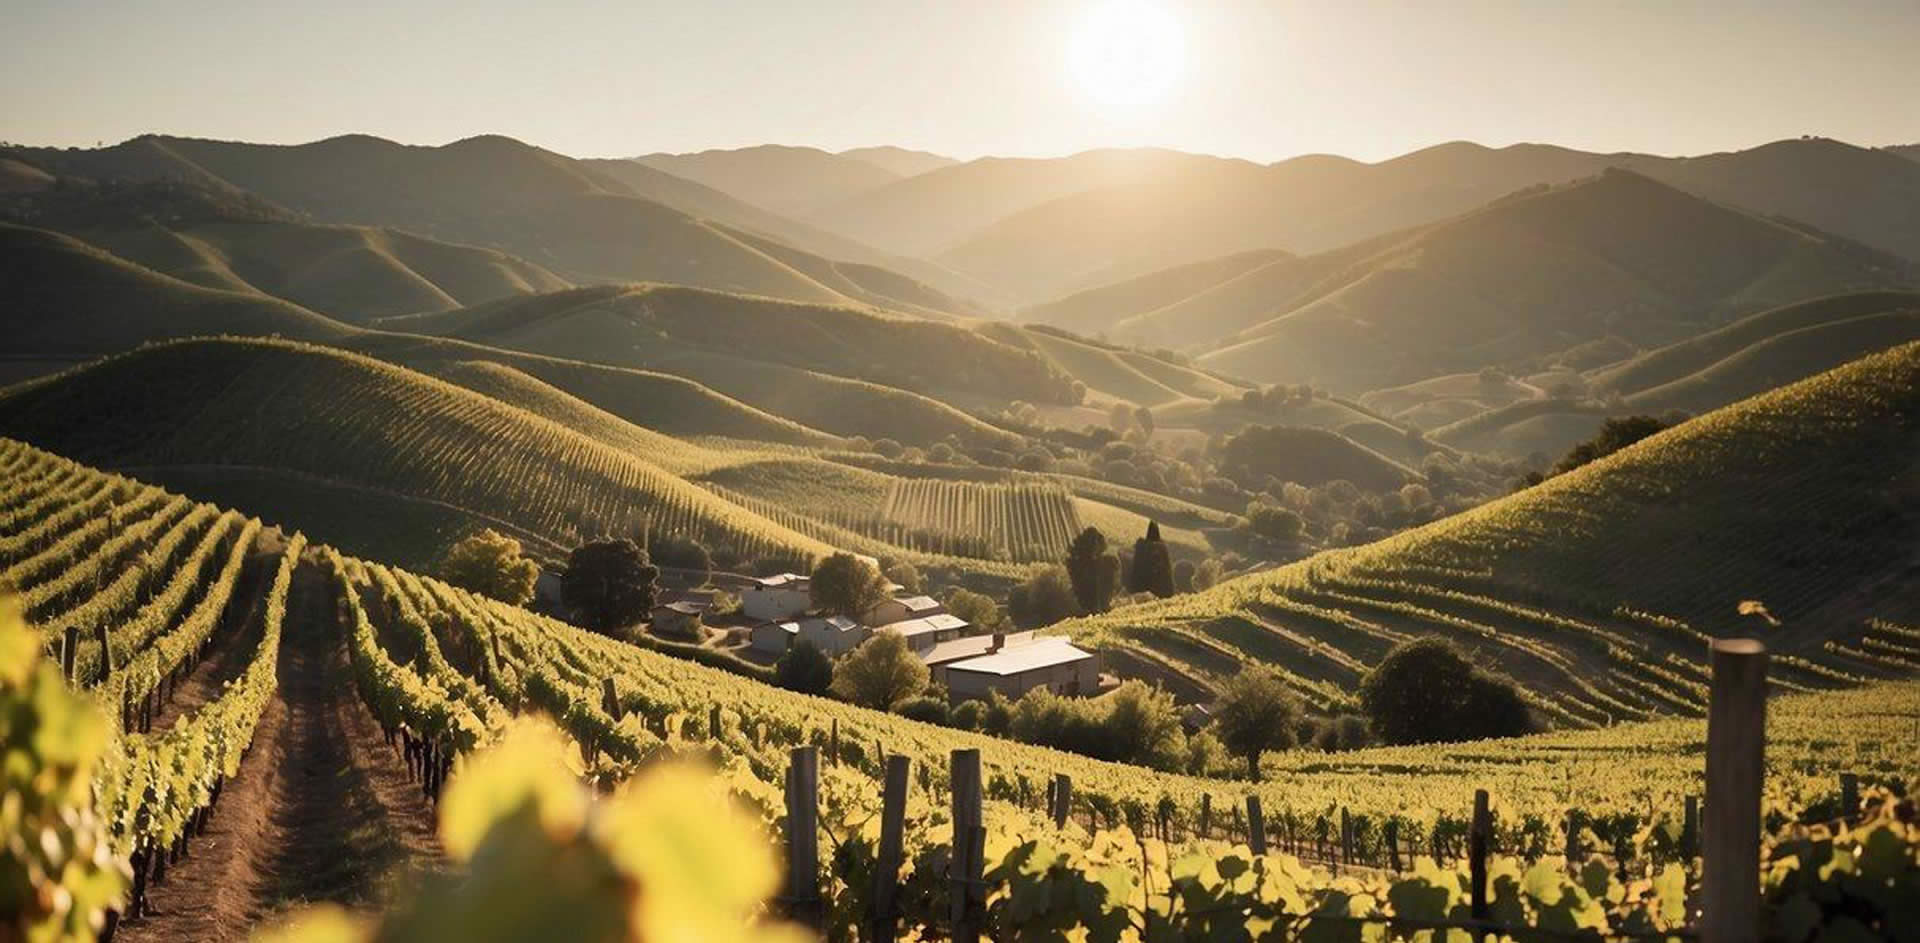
{"left": 739, "top": 571, "right": 1100, "bottom": 702}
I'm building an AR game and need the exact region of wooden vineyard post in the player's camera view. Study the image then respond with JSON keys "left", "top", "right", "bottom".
{"left": 868, "top": 755, "right": 911, "bottom": 942}
{"left": 709, "top": 704, "right": 722, "bottom": 740}
{"left": 1199, "top": 793, "right": 1211, "bottom": 839}
{"left": 1565, "top": 810, "right": 1581, "bottom": 860}
{"left": 1386, "top": 818, "right": 1402, "bottom": 872}
{"left": 601, "top": 678, "right": 621, "bottom": 720}
{"left": 1702, "top": 639, "right": 1766, "bottom": 943}
{"left": 94, "top": 625, "right": 112, "bottom": 680}
{"left": 784, "top": 745, "right": 821, "bottom": 927}
{"left": 61, "top": 626, "right": 77, "bottom": 681}
{"left": 831, "top": 718, "right": 840, "bottom": 766}
{"left": 1840, "top": 773, "right": 1858, "bottom": 819}
{"left": 1247, "top": 796, "right": 1267, "bottom": 856}
{"left": 1051, "top": 773, "right": 1071, "bottom": 828}
{"left": 1470, "top": 789, "right": 1491, "bottom": 937}
{"left": 1340, "top": 807, "right": 1352, "bottom": 869}
{"left": 1683, "top": 796, "right": 1700, "bottom": 860}
{"left": 950, "top": 748, "right": 984, "bottom": 943}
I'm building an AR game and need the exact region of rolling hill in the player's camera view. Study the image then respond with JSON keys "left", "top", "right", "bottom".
{"left": 1063, "top": 341, "right": 1920, "bottom": 723}
{"left": 4, "top": 175, "right": 575, "bottom": 322}
{"left": 0, "top": 337, "right": 839, "bottom": 570}
{"left": 1019, "top": 249, "right": 1289, "bottom": 336}
{"left": 1197, "top": 169, "right": 1916, "bottom": 391}
{"left": 974, "top": 322, "right": 1249, "bottom": 407}
{"left": 2, "top": 134, "right": 972, "bottom": 316}
{"left": 633, "top": 144, "right": 907, "bottom": 216}
{"left": 0, "top": 223, "right": 352, "bottom": 357}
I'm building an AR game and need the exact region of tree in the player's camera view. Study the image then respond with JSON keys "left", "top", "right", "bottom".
{"left": 1245, "top": 503, "right": 1305, "bottom": 541}
{"left": 1212, "top": 666, "right": 1302, "bottom": 781}
{"left": 1128, "top": 522, "right": 1176, "bottom": 598}
{"left": 1101, "top": 681, "right": 1186, "bottom": 769}
{"left": 1359, "top": 637, "right": 1537, "bottom": 744}
{"left": 649, "top": 534, "right": 711, "bottom": 581}
{"left": 944, "top": 588, "right": 1003, "bottom": 633}
{"left": 1009, "top": 564, "right": 1079, "bottom": 626}
{"left": 1134, "top": 405, "right": 1155, "bottom": 436}
{"left": 1551, "top": 415, "right": 1671, "bottom": 475}
{"left": 562, "top": 539, "right": 658, "bottom": 635}
{"left": 1173, "top": 559, "right": 1196, "bottom": 593}
{"left": 1312, "top": 714, "right": 1374, "bottom": 752}
{"left": 773, "top": 638, "right": 834, "bottom": 695}
{"left": 883, "top": 559, "right": 924, "bottom": 594}
{"left": 810, "top": 553, "right": 890, "bottom": 620}
{"left": 1064, "top": 527, "right": 1120, "bottom": 614}
{"left": 441, "top": 528, "right": 539, "bottom": 606}
{"left": 1191, "top": 558, "right": 1222, "bottom": 592}
{"left": 829, "top": 631, "right": 929, "bottom": 710}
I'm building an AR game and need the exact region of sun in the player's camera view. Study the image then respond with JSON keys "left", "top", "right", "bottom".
{"left": 1068, "top": 0, "right": 1186, "bottom": 109}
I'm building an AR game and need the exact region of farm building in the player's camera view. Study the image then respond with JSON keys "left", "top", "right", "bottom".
{"left": 649, "top": 600, "right": 707, "bottom": 638}
{"left": 881, "top": 612, "right": 970, "bottom": 651}
{"left": 940, "top": 635, "right": 1099, "bottom": 701}
{"left": 750, "top": 614, "right": 870, "bottom": 656}
{"left": 922, "top": 631, "right": 1035, "bottom": 683}
{"left": 742, "top": 572, "right": 812, "bottom": 621}
{"left": 864, "top": 594, "right": 945, "bottom": 627}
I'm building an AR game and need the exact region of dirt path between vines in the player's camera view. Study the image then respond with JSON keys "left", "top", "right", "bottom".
{"left": 119, "top": 557, "right": 445, "bottom": 943}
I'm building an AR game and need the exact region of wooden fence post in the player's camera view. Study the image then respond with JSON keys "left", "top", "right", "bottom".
{"left": 61, "top": 626, "right": 77, "bottom": 682}
{"left": 1470, "top": 789, "right": 1491, "bottom": 935}
{"left": 950, "top": 749, "right": 984, "bottom": 943}
{"left": 785, "top": 745, "right": 821, "bottom": 926}
{"left": 1702, "top": 639, "right": 1766, "bottom": 943}
{"left": 868, "top": 755, "right": 910, "bottom": 942}
{"left": 710, "top": 704, "right": 722, "bottom": 739}
{"left": 1052, "top": 774, "right": 1071, "bottom": 829}
{"left": 1247, "top": 796, "right": 1267, "bottom": 856}
{"left": 1840, "top": 773, "right": 1858, "bottom": 818}
{"left": 1199, "top": 793, "right": 1211, "bottom": 839}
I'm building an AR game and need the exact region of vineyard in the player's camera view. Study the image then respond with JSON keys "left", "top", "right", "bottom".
{"left": 1066, "top": 341, "right": 1920, "bottom": 718}
{"left": 3, "top": 436, "right": 1916, "bottom": 939}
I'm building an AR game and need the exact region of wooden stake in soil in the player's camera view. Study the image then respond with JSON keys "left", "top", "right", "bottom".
{"left": 94, "top": 625, "right": 112, "bottom": 679}
{"left": 784, "top": 746, "right": 821, "bottom": 926}
{"left": 61, "top": 626, "right": 77, "bottom": 681}
{"left": 1247, "top": 796, "right": 1267, "bottom": 856}
{"left": 950, "top": 749, "right": 984, "bottom": 943}
{"left": 1682, "top": 796, "right": 1700, "bottom": 860}
{"left": 1702, "top": 639, "right": 1766, "bottom": 943}
{"left": 1840, "top": 773, "right": 1859, "bottom": 818}
{"left": 1470, "top": 789, "right": 1491, "bottom": 937}
{"left": 868, "top": 755, "right": 910, "bottom": 942}
{"left": 1051, "top": 773, "right": 1072, "bottom": 829}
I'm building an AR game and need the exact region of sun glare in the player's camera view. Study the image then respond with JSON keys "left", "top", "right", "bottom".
{"left": 1068, "top": 0, "right": 1185, "bottom": 109}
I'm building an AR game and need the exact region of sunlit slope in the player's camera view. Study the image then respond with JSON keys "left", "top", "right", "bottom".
{"left": 1022, "top": 249, "right": 1290, "bottom": 336}
{"left": 3, "top": 134, "right": 967, "bottom": 313}
{"left": 1199, "top": 170, "right": 1916, "bottom": 390}
{"left": 0, "top": 338, "right": 838, "bottom": 567}
{"left": 1064, "top": 342, "right": 1920, "bottom": 723}
{"left": 375, "top": 284, "right": 1054, "bottom": 445}
{"left": 975, "top": 322, "right": 1247, "bottom": 407}
{"left": 0, "top": 223, "right": 352, "bottom": 355}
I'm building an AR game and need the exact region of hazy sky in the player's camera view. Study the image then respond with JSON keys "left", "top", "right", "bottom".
{"left": 5, "top": 0, "right": 1917, "bottom": 162}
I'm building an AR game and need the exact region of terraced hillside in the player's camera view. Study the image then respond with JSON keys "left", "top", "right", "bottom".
{"left": 0, "top": 338, "right": 838, "bottom": 569}
{"left": 1064, "top": 342, "right": 1920, "bottom": 723}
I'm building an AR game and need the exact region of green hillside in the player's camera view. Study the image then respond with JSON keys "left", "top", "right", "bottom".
{"left": 1064, "top": 342, "right": 1920, "bottom": 723}
{"left": 0, "top": 223, "right": 352, "bottom": 358}
{"left": 0, "top": 338, "right": 839, "bottom": 569}
{"left": 1199, "top": 170, "right": 1915, "bottom": 390}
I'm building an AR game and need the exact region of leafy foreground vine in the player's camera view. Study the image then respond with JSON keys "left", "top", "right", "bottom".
{"left": 0, "top": 598, "right": 128, "bottom": 943}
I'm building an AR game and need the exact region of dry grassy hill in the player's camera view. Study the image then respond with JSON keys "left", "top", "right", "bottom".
{"left": 3, "top": 134, "right": 971, "bottom": 317}
{"left": 1198, "top": 170, "right": 1915, "bottom": 390}
{"left": 1064, "top": 342, "right": 1920, "bottom": 722}
{"left": 0, "top": 223, "right": 351, "bottom": 358}
{"left": 633, "top": 144, "right": 905, "bottom": 217}
{"left": 1020, "top": 249, "right": 1289, "bottom": 336}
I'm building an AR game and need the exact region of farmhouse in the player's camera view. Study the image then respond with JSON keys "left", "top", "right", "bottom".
{"left": 742, "top": 572, "right": 812, "bottom": 621}
{"left": 750, "top": 614, "right": 870, "bottom": 656}
{"left": 864, "top": 594, "right": 945, "bottom": 628}
{"left": 649, "top": 600, "right": 707, "bottom": 638}
{"left": 934, "top": 634, "right": 1100, "bottom": 701}
{"left": 879, "top": 612, "right": 969, "bottom": 651}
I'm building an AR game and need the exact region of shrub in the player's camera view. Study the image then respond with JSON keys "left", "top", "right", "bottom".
{"left": 649, "top": 534, "right": 711, "bottom": 581}
{"left": 894, "top": 696, "right": 951, "bottom": 726}
{"left": 1009, "top": 564, "right": 1079, "bottom": 626}
{"left": 773, "top": 639, "right": 833, "bottom": 695}
{"left": 442, "top": 528, "right": 540, "bottom": 606}
{"left": 1359, "top": 637, "right": 1538, "bottom": 744}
